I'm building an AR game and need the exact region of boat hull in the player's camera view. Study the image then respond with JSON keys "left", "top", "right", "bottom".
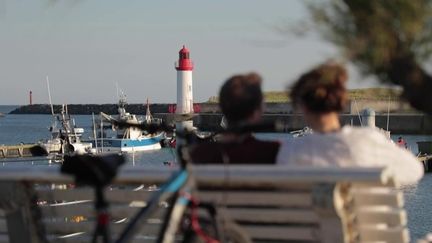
{"left": 93, "top": 134, "right": 163, "bottom": 152}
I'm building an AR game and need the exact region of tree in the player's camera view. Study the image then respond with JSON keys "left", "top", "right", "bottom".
{"left": 305, "top": 0, "right": 432, "bottom": 113}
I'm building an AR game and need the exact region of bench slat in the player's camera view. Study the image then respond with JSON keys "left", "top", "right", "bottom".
{"left": 41, "top": 204, "right": 319, "bottom": 225}
{"left": 353, "top": 188, "right": 403, "bottom": 207}
{"left": 37, "top": 189, "right": 155, "bottom": 203}
{"left": 358, "top": 226, "right": 409, "bottom": 243}
{"left": 0, "top": 166, "right": 391, "bottom": 184}
{"left": 38, "top": 189, "right": 314, "bottom": 208}
{"left": 44, "top": 221, "right": 161, "bottom": 235}
{"left": 199, "top": 191, "right": 313, "bottom": 207}
{"left": 356, "top": 208, "right": 407, "bottom": 226}
{"left": 40, "top": 203, "right": 166, "bottom": 219}
{"left": 47, "top": 233, "right": 156, "bottom": 243}
{"left": 39, "top": 191, "right": 315, "bottom": 209}
{"left": 243, "top": 225, "right": 319, "bottom": 241}
{"left": 222, "top": 208, "right": 319, "bottom": 224}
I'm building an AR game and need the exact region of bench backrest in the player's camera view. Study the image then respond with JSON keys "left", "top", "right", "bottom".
{"left": 0, "top": 165, "right": 408, "bottom": 243}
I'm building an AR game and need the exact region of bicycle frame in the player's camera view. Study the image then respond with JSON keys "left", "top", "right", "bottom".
{"left": 115, "top": 168, "right": 190, "bottom": 243}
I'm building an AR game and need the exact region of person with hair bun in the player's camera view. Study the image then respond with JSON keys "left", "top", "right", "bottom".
{"left": 276, "top": 62, "right": 423, "bottom": 185}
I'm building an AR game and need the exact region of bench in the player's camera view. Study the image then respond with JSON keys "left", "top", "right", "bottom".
{"left": 0, "top": 165, "right": 409, "bottom": 243}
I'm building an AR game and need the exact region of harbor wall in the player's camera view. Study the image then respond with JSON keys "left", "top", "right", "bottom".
{"left": 9, "top": 101, "right": 431, "bottom": 134}
{"left": 153, "top": 113, "right": 432, "bottom": 135}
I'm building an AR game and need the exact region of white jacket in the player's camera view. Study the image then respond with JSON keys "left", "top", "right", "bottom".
{"left": 276, "top": 126, "right": 424, "bottom": 185}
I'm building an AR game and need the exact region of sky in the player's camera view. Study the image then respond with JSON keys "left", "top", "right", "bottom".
{"left": 0, "top": 0, "right": 382, "bottom": 105}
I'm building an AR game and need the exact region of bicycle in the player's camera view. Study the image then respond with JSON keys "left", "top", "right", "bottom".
{"left": 60, "top": 119, "right": 283, "bottom": 243}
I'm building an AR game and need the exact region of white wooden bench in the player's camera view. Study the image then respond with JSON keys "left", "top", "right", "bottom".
{"left": 0, "top": 165, "right": 409, "bottom": 243}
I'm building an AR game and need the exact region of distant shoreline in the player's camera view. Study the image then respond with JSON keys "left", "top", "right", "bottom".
{"left": 9, "top": 96, "right": 418, "bottom": 115}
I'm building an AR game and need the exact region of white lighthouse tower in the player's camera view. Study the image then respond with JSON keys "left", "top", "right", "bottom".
{"left": 175, "top": 45, "right": 194, "bottom": 131}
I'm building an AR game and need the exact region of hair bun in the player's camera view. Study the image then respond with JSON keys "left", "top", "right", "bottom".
{"left": 314, "top": 87, "right": 327, "bottom": 99}
{"left": 289, "top": 62, "right": 348, "bottom": 113}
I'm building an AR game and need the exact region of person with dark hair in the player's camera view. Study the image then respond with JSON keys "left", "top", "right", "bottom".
{"left": 219, "top": 73, "right": 263, "bottom": 125}
{"left": 276, "top": 62, "right": 423, "bottom": 185}
{"left": 189, "top": 73, "right": 280, "bottom": 164}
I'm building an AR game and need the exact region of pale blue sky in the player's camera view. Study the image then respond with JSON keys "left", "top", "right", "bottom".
{"left": 0, "top": 0, "right": 380, "bottom": 105}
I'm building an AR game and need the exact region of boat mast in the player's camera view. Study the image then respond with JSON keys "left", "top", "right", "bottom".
{"left": 145, "top": 98, "right": 152, "bottom": 123}
{"left": 46, "top": 76, "right": 55, "bottom": 116}
{"left": 100, "top": 116, "right": 104, "bottom": 153}
{"left": 92, "top": 113, "right": 98, "bottom": 152}
{"left": 61, "top": 104, "right": 71, "bottom": 144}
{"left": 46, "top": 76, "right": 58, "bottom": 140}
{"left": 353, "top": 98, "right": 363, "bottom": 127}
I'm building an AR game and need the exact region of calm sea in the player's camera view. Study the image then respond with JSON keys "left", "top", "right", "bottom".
{"left": 0, "top": 110, "right": 431, "bottom": 240}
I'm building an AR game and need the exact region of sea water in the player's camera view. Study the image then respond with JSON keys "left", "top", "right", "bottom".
{"left": 0, "top": 112, "right": 432, "bottom": 240}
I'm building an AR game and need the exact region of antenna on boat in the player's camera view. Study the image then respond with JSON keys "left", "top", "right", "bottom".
{"left": 46, "top": 76, "right": 55, "bottom": 116}
{"left": 386, "top": 95, "right": 391, "bottom": 131}
{"left": 92, "top": 112, "right": 98, "bottom": 152}
{"left": 353, "top": 98, "right": 363, "bottom": 126}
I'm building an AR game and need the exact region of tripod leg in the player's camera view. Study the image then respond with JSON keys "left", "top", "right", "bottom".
{"left": 92, "top": 187, "right": 111, "bottom": 243}
{"left": 92, "top": 212, "right": 111, "bottom": 243}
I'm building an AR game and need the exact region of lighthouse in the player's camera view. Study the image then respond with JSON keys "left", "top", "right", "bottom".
{"left": 175, "top": 45, "right": 194, "bottom": 131}
{"left": 29, "top": 91, "right": 33, "bottom": 105}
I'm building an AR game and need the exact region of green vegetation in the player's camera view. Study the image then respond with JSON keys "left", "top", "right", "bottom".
{"left": 346, "top": 88, "right": 402, "bottom": 101}
{"left": 207, "top": 88, "right": 402, "bottom": 103}
{"left": 303, "top": 0, "right": 432, "bottom": 114}
{"left": 263, "top": 91, "right": 290, "bottom": 103}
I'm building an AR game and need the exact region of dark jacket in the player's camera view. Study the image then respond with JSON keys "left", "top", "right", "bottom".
{"left": 188, "top": 135, "right": 280, "bottom": 164}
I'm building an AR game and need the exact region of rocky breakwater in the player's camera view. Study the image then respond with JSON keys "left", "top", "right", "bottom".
{"left": 9, "top": 104, "right": 176, "bottom": 115}
{"left": 9, "top": 103, "right": 292, "bottom": 115}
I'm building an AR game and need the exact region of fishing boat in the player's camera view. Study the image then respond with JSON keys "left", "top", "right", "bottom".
{"left": 40, "top": 104, "right": 93, "bottom": 156}
{"left": 39, "top": 77, "right": 92, "bottom": 158}
{"left": 290, "top": 127, "right": 313, "bottom": 137}
{"left": 93, "top": 95, "right": 164, "bottom": 152}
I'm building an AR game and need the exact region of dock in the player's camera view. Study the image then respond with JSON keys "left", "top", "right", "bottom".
{"left": 0, "top": 144, "right": 39, "bottom": 158}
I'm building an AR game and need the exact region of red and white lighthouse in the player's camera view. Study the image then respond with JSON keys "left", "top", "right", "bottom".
{"left": 175, "top": 45, "right": 194, "bottom": 129}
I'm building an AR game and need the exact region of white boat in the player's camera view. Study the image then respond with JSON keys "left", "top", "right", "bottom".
{"left": 94, "top": 96, "right": 164, "bottom": 152}
{"left": 290, "top": 127, "right": 313, "bottom": 137}
{"left": 40, "top": 104, "right": 93, "bottom": 156}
